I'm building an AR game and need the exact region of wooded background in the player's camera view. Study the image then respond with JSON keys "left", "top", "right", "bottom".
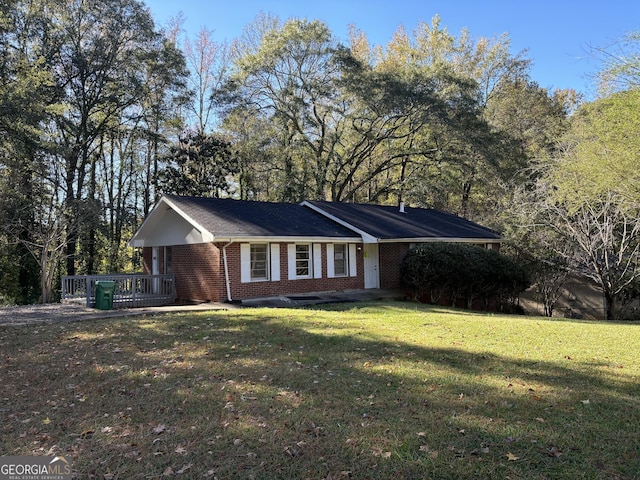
{"left": 1, "top": 1, "right": 638, "bottom": 318}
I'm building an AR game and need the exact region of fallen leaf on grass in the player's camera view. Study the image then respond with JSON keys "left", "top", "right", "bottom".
{"left": 174, "top": 445, "right": 187, "bottom": 455}
{"left": 506, "top": 452, "right": 519, "bottom": 461}
{"left": 549, "top": 446, "right": 562, "bottom": 458}
{"left": 372, "top": 447, "right": 391, "bottom": 458}
{"left": 419, "top": 445, "right": 439, "bottom": 458}
{"left": 581, "top": 399, "right": 590, "bottom": 405}
{"left": 153, "top": 424, "right": 167, "bottom": 434}
{"left": 176, "top": 463, "right": 192, "bottom": 474}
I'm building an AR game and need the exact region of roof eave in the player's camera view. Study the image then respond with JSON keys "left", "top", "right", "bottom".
{"left": 377, "top": 237, "right": 502, "bottom": 243}
{"left": 301, "top": 201, "right": 378, "bottom": 243}
{"left": 128, "top": 195, "right": 215, "bottom": 247}
{"left": 212, "top": 236, "right": 362, "bottom": 244}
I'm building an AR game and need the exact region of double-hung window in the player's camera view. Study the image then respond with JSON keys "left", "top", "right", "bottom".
{"left": 295, "top": 244, "right": 312, "bottom": 278}
{"left": 250, "top": 244, "right": 269, "bottom": 280}
{"left": 327, "top": 243, "right": 356, "bottom": 278}
{"left": 241, "top": 243, "right": 280, "bottom": 283}
{"left": 333, "top": 243, "right": 347, "bottom": 276}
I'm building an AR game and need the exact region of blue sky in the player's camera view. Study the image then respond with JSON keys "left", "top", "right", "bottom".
{"left": 143, "top": 0, "right": 639, "bottom": 97}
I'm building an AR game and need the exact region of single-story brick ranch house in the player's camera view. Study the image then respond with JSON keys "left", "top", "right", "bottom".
{"left": 129, "top": 195, "right": 501, "bottom": 303}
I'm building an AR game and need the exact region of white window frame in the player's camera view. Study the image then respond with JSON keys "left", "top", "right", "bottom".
{"left": 327, "top": 243, "right": 357, "bottom": 278}
{"left": 241, "top": 243, "right": 280, "bottom": 283}
{"left": 330, "top": 243, "right": 348, "bottom": 277}
{"left": 287, "top": 243, "right": 321, "bottom": 280}
{"left": 295, "top": 243, "right": 312, "bottom": 278}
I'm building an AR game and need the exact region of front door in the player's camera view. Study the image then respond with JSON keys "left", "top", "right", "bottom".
{"left": 363, "top": 243, "right": 380, "bottom": 289}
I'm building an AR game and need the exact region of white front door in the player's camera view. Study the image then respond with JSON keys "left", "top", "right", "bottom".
{"left": 363, "top": 243, "right": 380, "bottom": 289}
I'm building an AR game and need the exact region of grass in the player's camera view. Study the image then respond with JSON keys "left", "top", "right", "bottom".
{"left": 1, "top": 301, "right": 639, "bottom": 479}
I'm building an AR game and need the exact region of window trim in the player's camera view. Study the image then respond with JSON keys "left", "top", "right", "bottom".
{"left": 332, "top": 243, "right": 348, "bottom": 277}
{"left": 250, "top": 243, "right": 269, "bottom": 281}
{"left": 328, "top": 243, "right": 357, "bottom": 278}
{"left": 241, "top": 243, "right": 276, "bottom": 283}
{"left": 164, "top": 246, "right": 173, "bottom": 274}
{"left": 294, "top": 243, "right": 312, "bottom": 279}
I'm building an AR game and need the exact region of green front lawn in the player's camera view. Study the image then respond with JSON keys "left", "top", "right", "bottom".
{"left": 1, "top": 302, "right": 639, "bottom": 479}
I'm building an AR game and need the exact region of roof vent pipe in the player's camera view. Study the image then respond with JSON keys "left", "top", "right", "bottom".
{"left": 399, "top": 202, "right": 405, "bottom": 213}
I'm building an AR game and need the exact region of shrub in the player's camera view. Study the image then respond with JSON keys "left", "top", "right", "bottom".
{"left": 400, "top": 243, "right": 530, "bottom": 312}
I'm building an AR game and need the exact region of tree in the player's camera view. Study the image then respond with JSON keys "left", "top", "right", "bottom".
{"left": 40, "top": 0, "right": 188, "bottom": 276}
{"left": 538, "top": 189, "right": 640, "bottom": 320}
{"left": 593, "top": 30, "right": 640, "bottom": 94}
{"left": 551, "top": 89, "right": 640, "bottom": 206}
{"left": 0, "top": 0, "right": 59, "bottom": 303}
{"left": 159, "top": 129, "right": 238, "bottom": 197}
{"left": 220, "top": 16, "right": 489, "bottom": 207}
{"left": 520, "top": 90, "right": 640, "bottom": 319}
{"left": 360, "top": 16, "right": 535, "bottom": 218}
{"left": 182, "top": 26, "right": 232, "bottom": 132}
{"left": 1, "top": 0, "right": 188, "bottom": 302}
{"left": 220, "top": 18, "right": 344, "bottom": 201}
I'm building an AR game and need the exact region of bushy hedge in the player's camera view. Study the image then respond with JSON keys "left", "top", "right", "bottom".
{"left": 400, "top": 243, "right": 530, "bottom": 312}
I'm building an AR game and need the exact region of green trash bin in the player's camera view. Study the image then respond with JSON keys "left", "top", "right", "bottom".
{"left": 95, "top": 280, "right": 116, "bottom": 310}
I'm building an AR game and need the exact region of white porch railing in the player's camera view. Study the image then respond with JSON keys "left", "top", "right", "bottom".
{"left": 61, "top": 274, "right": 176, "bottom": 309}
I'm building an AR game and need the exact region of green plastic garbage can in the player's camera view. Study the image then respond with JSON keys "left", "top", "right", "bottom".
{"left": 95, "top": 280, "right": 116, "bottom": 310}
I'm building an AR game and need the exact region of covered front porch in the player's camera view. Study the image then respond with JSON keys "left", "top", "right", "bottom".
{"left": 62, "top": 274, "right": 176, "bottom": 309}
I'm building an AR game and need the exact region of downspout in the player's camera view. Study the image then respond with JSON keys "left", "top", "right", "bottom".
{"left": 222, "top": 240, "right": 234, "bottom": 302}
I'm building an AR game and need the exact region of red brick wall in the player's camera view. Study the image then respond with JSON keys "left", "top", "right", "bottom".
{"left": 226, "top": 243, "right": 364, "bottom": 301}
{"left": 173, "top": 243, "right": 224, "bottom": 302}
{"left": 142, "top": 248, "right": 152, "bottom": 275}
{"left": 379, "top": 243, "right": 411, "bottom": 289}
{"left": 142, "top": 245, "right": 225, "bottom": 302}
{"left": 142, "top": 240, "right": 500, "bottom": 302}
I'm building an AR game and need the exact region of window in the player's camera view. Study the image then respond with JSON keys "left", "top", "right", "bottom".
{"left": 327, "top": 244, "right": 356, "bottom": 278}
{"left": 333, "top": 243, "right": 347, "bottom": 276}
{"left": 295, "top": 244, "right": 311, "bottom": 277}
{"left": 250, "top": 244, "right": 268, "bottom": 280}
{"left": 164, "top": 246, "right": 173, "bottom": 274}
{"left": 241, "top": 244, "right": 279, "bottom": 283}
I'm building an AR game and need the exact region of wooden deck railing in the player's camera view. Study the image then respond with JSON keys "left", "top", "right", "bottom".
{"left": 61, "top": 274, "right": 176, "bottom": 309}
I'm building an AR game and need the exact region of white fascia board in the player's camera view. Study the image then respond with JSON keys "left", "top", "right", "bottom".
{"left": 161, "top": 196, "right": 215, "bottom": 242}
{"left": 214, "top": 236, "right": 362, "bottom": 244}
{"left": 128, "top": 195, "right": 214, "bottom": 247}
{"left": 377, "top": 237, "right": 503, "bottom": 244}
{"left": 300, "top": 201, "right": 378, "bottom": 244}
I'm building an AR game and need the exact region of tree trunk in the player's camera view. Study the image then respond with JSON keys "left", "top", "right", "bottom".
{"left": 604, "top": 291, "right": 616, "bottom": 320}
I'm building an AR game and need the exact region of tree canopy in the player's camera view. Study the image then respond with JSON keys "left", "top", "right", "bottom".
{"left": 1, "top": 2, "right": 638, "bottom": 319}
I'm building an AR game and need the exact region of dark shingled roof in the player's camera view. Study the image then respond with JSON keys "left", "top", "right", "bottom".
{"left": 164, "top": 195, "right": 360, "bottom": 238}
{"left": 306, "top": 201, "right": 501, "bottom": 241}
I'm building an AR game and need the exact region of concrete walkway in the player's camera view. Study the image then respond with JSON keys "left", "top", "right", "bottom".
{"left": 0, "top": 289, "right": 404, "bottom": 326}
